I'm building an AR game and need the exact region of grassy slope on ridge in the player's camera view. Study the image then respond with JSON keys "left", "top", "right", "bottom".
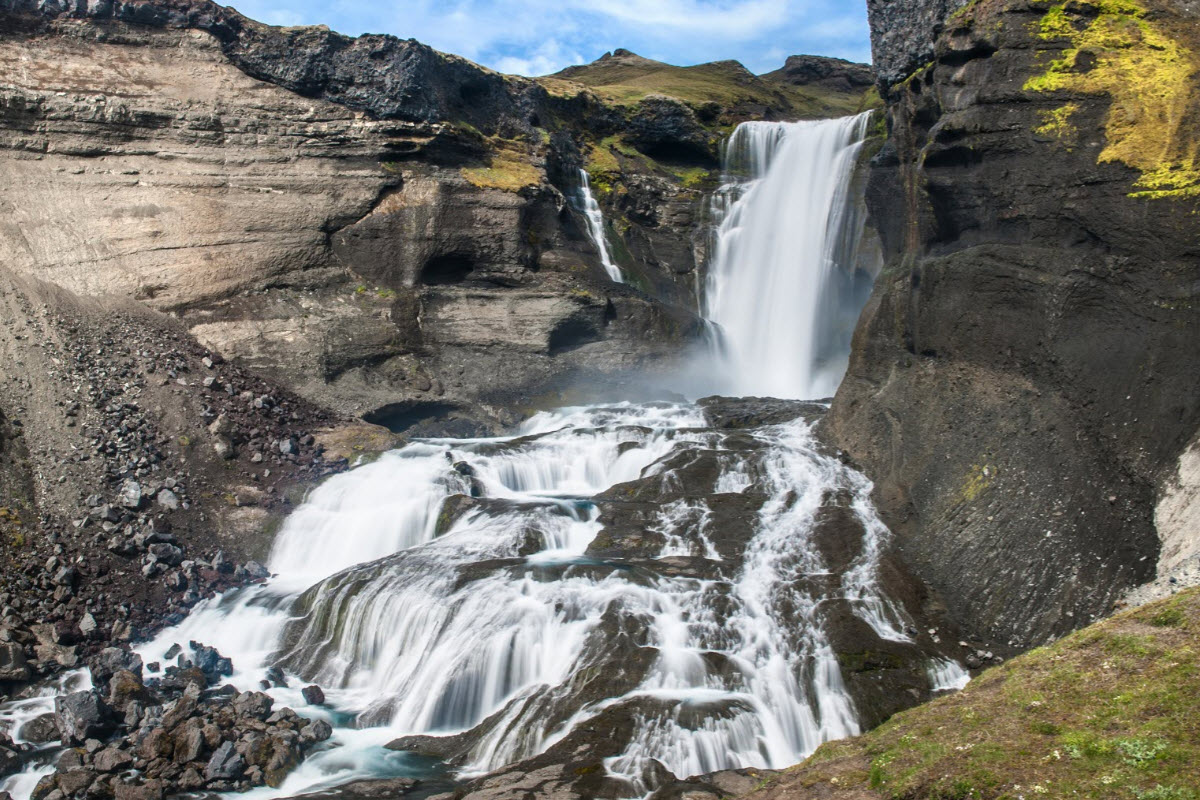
{"left": 543, "top": 50, "right": 872, "bottom": 120}
{"left": 741, "top": 589, "right": 1200, "bottom": 800}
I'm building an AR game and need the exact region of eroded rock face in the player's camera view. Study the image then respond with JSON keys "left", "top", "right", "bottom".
{"left": 866, "top": 0, "right": 972, "bottom": 85}
{"left": 835, "top": 0, "right": 1200, "bottom": 648}
{"left": 0, "top": 7, "right": 705, "bottom": 430}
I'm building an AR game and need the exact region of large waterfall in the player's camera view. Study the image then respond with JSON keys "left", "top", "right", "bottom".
{"left": 705, "top": 114, "right": 875, "bottom": 399}
{"left": 123, "top": 402, "right": 913, "bottom": 798}
{"left": 0, "top": 113, "right": 964, "bottom": 800}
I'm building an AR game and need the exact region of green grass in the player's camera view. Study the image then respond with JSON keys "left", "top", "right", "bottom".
{"left": 543, "top": 51, "right": 868, "bottom": 120}
{"left": 745, "top": 589, "right": 1200, "bottom": 800}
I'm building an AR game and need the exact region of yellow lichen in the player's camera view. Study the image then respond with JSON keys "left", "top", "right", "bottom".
{"left": 959, "top": 463, "right": 996, "bottom": 503}
{"left": 1024, "top": 0, "right": 1200, "bottom": 199}
{"left": 1035, "top": 102, "right": 1080, "bottom": 141}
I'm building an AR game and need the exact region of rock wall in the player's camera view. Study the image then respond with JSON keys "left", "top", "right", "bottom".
{"left": 834, "top": 0, "right": 1200, "bottom": 648}
{"left": 865, "top": 0, "right": 971, "bottom": 85}
{"left": 0, "top": 6, "right": 707, "bottom": 432}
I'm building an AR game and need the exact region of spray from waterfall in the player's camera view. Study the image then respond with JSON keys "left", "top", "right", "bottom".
{"left": 578, "top": 169, "right": 623, "bottom": 283}
{"left": 704, "top": 113, "right": 875, "bottom": 400}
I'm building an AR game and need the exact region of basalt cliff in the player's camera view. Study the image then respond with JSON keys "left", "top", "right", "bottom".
{"left": 828, "top": 0, "right": 1200, "bottom": 651}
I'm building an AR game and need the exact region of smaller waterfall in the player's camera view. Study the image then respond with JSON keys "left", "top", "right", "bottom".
{"left": 577, "top": 169, "right": 623, "bottom": 283}
{"left": 705, "top": 113, "right": 875, "bottom": 400}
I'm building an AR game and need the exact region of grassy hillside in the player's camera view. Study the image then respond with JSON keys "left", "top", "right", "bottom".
{"left": 743, "top": 589, "right": 1200, "bottom": 800}
{"left": 542, "top": 50, "right": 874, "bottom": 121}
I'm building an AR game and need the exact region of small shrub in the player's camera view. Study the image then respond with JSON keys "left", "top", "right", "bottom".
{"left": 1150, "top": 607, "right": 1186, "bottom": 628}
{"left": 1117, "top": 737, "right": 1169, "bottom": 766}
{"left": 1030, "top": 720, "right": 1062, "bottom": 736}
{"left": 1135, "top": 787, "right": 1196, "bottom": 800}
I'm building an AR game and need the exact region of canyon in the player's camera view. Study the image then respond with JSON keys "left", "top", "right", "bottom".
{"left": 0, "top": 0, "right": 1197, "bottom": 799}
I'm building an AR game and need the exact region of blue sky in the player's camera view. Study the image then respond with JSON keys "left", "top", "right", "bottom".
{"left": 227, "top": 0, "right": 871, "bottom": 76}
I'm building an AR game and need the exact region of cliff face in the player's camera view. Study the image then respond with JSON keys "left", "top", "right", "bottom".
{"left": 0, "top": 1, "right": 873, "bottom": 435}
{"left": 832, "top": 0, "right": 1200, "bottom": 648}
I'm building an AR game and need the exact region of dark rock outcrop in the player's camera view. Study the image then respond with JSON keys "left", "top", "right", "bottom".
{"left": 762, "top": 56, "right": 875, "bottom": 94}
{"left": 834, "top": 0, "right": 1200, "bottom": 648}
{"left": 866, "top": 0, "right": 972, "bottom": 85}
{"left": 0, "top": 0, "right": 530, "bottom": 132}
{"left": 33, "top": 643, "right": 332, "bottom": 800}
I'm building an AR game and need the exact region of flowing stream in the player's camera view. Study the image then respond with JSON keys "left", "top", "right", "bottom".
{"left": 0, "top": 114, "right": 967, "bottom": 799}
{"left": 577, "top": 169, "right": 623, "bottom": 283}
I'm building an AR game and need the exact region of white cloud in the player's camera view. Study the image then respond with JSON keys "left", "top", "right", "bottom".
{"left": 580, "top": 0, "right": 788, "bottom": 39}
{"left": 224, "top": 0, "right": 871, "bottom": 77}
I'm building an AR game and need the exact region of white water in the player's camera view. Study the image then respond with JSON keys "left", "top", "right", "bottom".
{"left": 705, "top": 114, "right": 874, "bottom": 400}
{"left": 578, "top": 169, "right": 623, "bottom": 282}
{"left": 67, "top": 402, "right": 918, "bottom": 800}
{"left": 0, "top": 113, "right": 971, "bottom": 800}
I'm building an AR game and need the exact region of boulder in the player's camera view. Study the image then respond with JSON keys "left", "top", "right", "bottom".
{"left": 88, "top": 648, "right": 144, "bottom": 686}
{"left": 0, "top": 642, "right": 32, "bottom": 682}
{"left": 54, "top": 690, "right": 114, "bottom": 745}
{"left": 204, "top": 741, "right": 245, "bottom": 781}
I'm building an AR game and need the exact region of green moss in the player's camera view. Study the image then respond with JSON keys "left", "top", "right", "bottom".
{"left": 669, "top": 165, "right": 714, "bottom": 189}
{"left": 749, "top": 588, "right": 1200, "bottom": 800}
{"left": 1024, "top": 0, "right": 1200, "bottom": 199}
{"left": 585, "top": 141, "right": 621, "bottom": 176}
{"left": 461, "top": 152, "right": 543, "bottom": 192}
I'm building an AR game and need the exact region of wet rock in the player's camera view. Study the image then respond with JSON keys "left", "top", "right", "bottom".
{"left": 54, "top": 690, "right": 114, "bottom": 745}
{"left": 299, "top": 719, "right": 332, "bottom": 744}
{"left": 205, "top": 741, "right": 245, "bottom": 781}
{"left": 0, "top": 745, "right": 21, "bottom": 777}
{"left": 300, "top": 685, "right": 325, "bottom": 706}
{"left": 19, "top": 712, "right": 60, "bottom": 744}
{"left": 109, "top": 670, "right": 157, "bottom": 713}
{"left": 232, "top": 691, "right": 273, "bottom": 721}
{"left": 243, "top": 561, "right": 270, "bottom": 580}
{"left": 89, "top": 648, "right": 144, "bottom": 686}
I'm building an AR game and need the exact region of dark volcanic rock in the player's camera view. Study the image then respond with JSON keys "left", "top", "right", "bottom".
{"left": 37, "top": 643, "right": 331, "bottom": 799}
{"left": 0, "top": 0, "right": 528, "bottom": 132}
{"left": 866, "top": 0, "right": 972, "bottom": 86}
{"left": 762, "top": 55, "right": 875, "bottom": 94}
{"left": 55, "top": 690, "right": 114, "bottom": 745}
{"left": 835, "top": 0, "right": 1200, "bottom": 647}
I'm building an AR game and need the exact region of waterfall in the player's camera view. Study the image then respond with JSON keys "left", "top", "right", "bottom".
{"left": 79, "top": 402, "right": 920, "bottom": 800}
{"left": 577, "top": 169, "right": 623, "bottom": 283}
{"left": 705, "top": 113, "right": 874, "bottom": 400}
{"left": 0, "top": 111, "right": 966, "bottom": 800}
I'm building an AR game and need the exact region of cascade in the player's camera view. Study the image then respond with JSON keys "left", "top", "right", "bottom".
{"left": 577, "top": 169, "right": 623, "bottom": 283}
{"left": 0, "top": 113, "right": 963, "bottom": 800}
{"left": 705, "top": 114, "right": 875, "bottom": 400}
